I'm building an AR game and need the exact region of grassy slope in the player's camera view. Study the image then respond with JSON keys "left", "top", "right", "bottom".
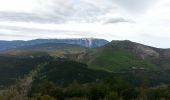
{"left": 86, "top": 46, "right": 157, "bottom": 72}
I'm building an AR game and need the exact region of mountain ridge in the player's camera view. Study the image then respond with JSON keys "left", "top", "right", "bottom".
{"left": 0, "top": 38, "right": 109, "bottom": 51}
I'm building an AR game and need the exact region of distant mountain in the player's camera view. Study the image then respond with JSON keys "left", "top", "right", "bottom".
{"left": 80, "top": 40, "right": 170, "bottom": 71}
{"left": 0, "top": 38, "right": 109, "bottom": 51}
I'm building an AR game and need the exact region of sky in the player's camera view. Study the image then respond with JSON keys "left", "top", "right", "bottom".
{"left": 0, "top": 0, "right": 170, "bottom": 48}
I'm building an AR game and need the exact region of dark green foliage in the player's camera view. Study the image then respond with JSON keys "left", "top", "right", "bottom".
{"left": 0, "top": 53, "right": 51, "bottom": 86}
{"left": 35, "top": 58, "right": 112, "bottom": 85}
{"left": 30, "top": 80, "right": 63, "bottom": 99}
{"left": 28, "top": 58, "right": 170, "bottom": 99}
{"left": 111, "top": 70, "right": 170, "bottom": 86}
{"left": 1, "top": 55, "right": 170, "bottom": 99}
{"left": 104, "top": 91, "right": 119, "bottom": 100}
{"left": 86, "top": 81, "right": 110, "bottom": 100}
{"left": 29, "top": 78, "right": 170, "bottom": 100}
{"left": 37, "top": 95, "right": 56, "bottom": 100}
{"left": 31, "top": 72, "right": 136, "bottom": 99}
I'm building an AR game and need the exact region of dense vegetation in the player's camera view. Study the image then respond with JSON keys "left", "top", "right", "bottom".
{"left": 0, "top": 53, "right": 51, "bottom": 87}
{"left": 28, "top": 78, "right": 170, "bottom": 100}
{"left": 0, "top": 56, "right": 170, "bottom": 99}
{"left": 34, "top": 58, "right": 112, "bottom": 85}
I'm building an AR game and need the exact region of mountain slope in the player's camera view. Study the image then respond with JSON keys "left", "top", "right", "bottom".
{"left": 81, "top": 40, "right": 170, "bottom": 71}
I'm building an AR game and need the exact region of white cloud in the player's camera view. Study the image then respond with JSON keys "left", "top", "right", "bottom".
{"left": 0, "top": 0, "right": 37, "bottom": 12}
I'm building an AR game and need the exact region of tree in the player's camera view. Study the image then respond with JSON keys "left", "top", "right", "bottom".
{"left": 37, "top": 95, "right": 56, "bottom": 100}
{"left": 104, "top": 91, "right": 119, "bottom": 100}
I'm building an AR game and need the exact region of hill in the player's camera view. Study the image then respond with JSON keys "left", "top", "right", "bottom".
{"left": 80, "top": 40, "right": 170, "bottom": 71}
{"left": 33, "top": 58, "right": 112, "bottom": 85}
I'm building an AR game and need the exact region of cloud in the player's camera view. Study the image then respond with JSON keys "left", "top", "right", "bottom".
{"left": 113, "top": 0, "right": 158, "bottom": 13}
{"left": 103, "top": 17, "right": 134, "bottom": 24}
{"left": 0, "top": 23, "right": 119, "bottom": 41}
{"left": 0, "top": 11, "right": 65, "bottom": 23}
{"left": 0, "top": 0, "right": 118, "bottom": 23}
{"left": 0, "top": 0, "right": 159, "bottom": 24}
{"left": 0, "top": 25, "right": 89, "bottom": 34}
